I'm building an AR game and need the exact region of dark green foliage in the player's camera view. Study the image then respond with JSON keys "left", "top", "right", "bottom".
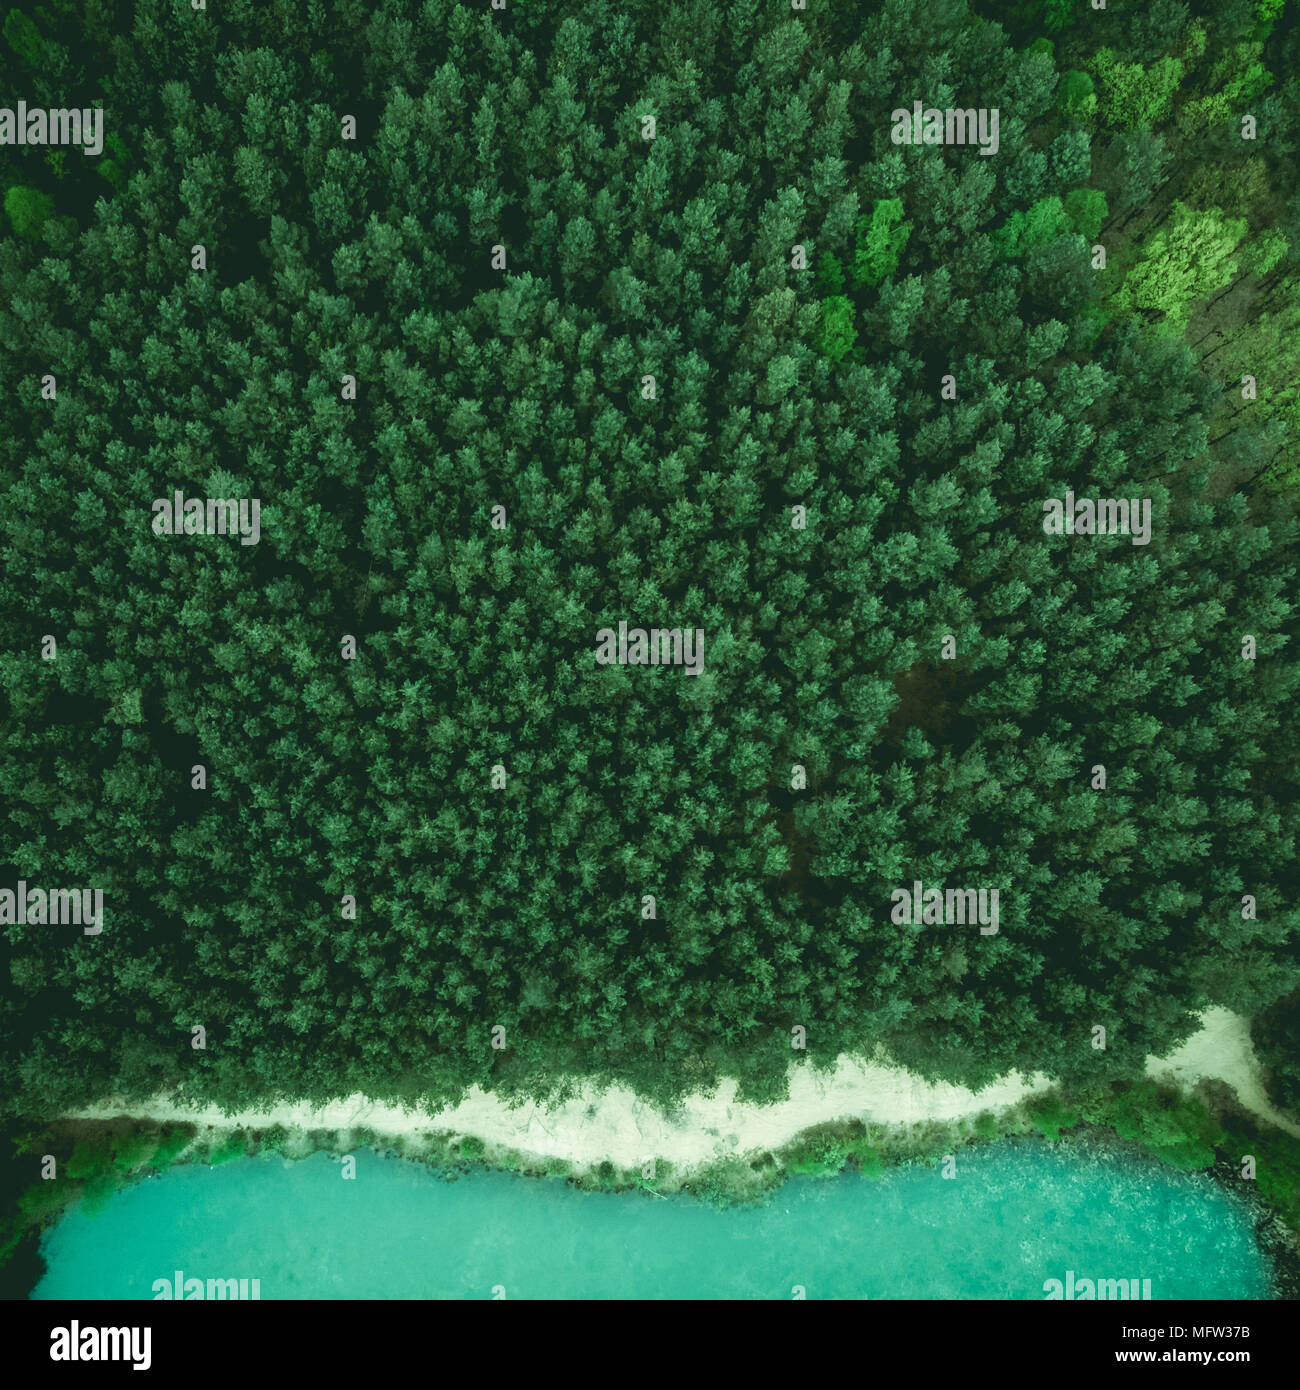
{"left": 1058, "top": 69, "right": 1097, "bottom": 121}
{"left": 1235, "top": 1126, "right": 1300, "bottom": 1228}
{"left": 97, "top": 133, "right": 129, "bottom": 191}
{"left": 149, "top": 1125, "right": 196, "bottom": 1169}
{"left": 0, "top": 0, "right": 1296, "bottom": 1130}
{"left": 1062, "top": 187, "right": 1107, "bottom": 240}
{"left": 781, "top": 1129, "right": 849, "bottom": 1177}
{"left": 251, "top": 1123, "right": 289, "bottom": 1156}
{"left": 3, "top": 9, "right": 45, "bottom": 67}
{"left": 64, "top": 1139, "right": 103, "bottom": 1181}
{"left": 1254, "top": 992, "right": 1300, "bottom": 1115}
{"left": 973, "top": 1111, "right": 999, "bottom": 1141}
{"left": 109, "top": 1128, "right": 157, "bottom": 1173}
{"left": 779, "top": 1119, "right": 887, "bottom": 1177}
{"left": 1044, "top": 0, "right": 1076, "bottom": 32}
{"left": 815, "top": 251, "right": 845, "bottom": 294}
{"left": 16, "top": 1180, "right": 64, "bottom": 1223}
{"left": 79, "top": 1171, "right": 117, "bottom": 1215}
{"left": 1026, "top": 1092, "right": 1079, "bottom": 1141}
{"left": 684, "top": 1156, "right": 779, "bottom": 1208}
{"left": 206, "top": 1132, "right": 247, "bottom": 1166}
{"left": 3, "top": 184, "right": 53, "bottom": 238}
{"left": 1102, "top": 1082, "right": 1225, "bottom": 1172}
{"left": 856, "top": 1147, "right": 884, "bottom": 1179}
{"left": 0, "top": 1118, "right": 196, "bottom": 1283}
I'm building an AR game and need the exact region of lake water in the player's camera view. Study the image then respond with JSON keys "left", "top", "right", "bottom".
{"left": 33, "top": 1140, "right": 1271, "bottom": 1299}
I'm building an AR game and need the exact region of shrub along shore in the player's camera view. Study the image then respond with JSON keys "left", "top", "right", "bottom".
{"left": 4, "top": 1029, "right": 1299, "bottom": 1298}
{"left": 3, "top": 1081, "right": 1297, "bottom": 1298}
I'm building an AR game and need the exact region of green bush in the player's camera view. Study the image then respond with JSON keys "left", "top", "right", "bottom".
{"left": 17, "top": 1181, "right": 67, "bottom": 1224}
{"left": 253, "top": 1124, "right": 289, "bottom": 1156}
{"left": 1063, "top": 188, "right": 1108, "bottom": 242}
{"left": 1104, "top": 1083, "right": 1224, "bottom": 1171}
{"left": 1247, "top": 1131, "right": 1300, "bottom": 1228}
{"left": 206, "top": 1132, "right": 247, "bottom": 1166}
{"left": 1058, "top": 70, "right": 1097, "bottom": 122}
{"left": 781, "top": 1127, "right": 851, "bottom": 1177}
{"left": 65, "top": 1138, "right": 107, "bottom": 1181}
{"left": 853, "top": 1147, "right": 885, "bottom": 1179}
{"left": 4, "top": 184, "right": 53, "bottom": 239}
{"left": 150, "top": 1126, "right": 195, "bottom": 1169}
{"left": 686, "top": 1156, "right": 777, "bottom": 1207}
{"left": 1027, "top": 1093, "right": 1080, "bottom": 1142}
{"left": 814, "top": 251, "right": 844, "bottom": 294}
{"left": 3, "top": 9, "right": 46, "bottom": 66}
{"left": 1254, "top": 992, "right": 1300, "bottom": 1115}
{"left": 79, "top": 1172, "right": 117, "bottom": 1217}
{"left": 110, "top": 1129, "right": 158, "bottom": 1174}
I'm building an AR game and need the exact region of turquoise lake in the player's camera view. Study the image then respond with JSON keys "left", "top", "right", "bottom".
{"left": 33, "top": 1140, "right": 1271, "bottom": 1299}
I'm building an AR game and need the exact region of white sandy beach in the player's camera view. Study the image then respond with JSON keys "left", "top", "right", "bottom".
{"left": 67, "top": 1006, "right": 1299, "bottom": 1168}
{"left": 1144, "top": 1006, "right": 1300, "bottom": 1139}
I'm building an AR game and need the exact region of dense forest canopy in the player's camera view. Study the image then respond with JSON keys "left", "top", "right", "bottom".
{"left": 1, "top": 0, "right": 1298, "bottom": 1116}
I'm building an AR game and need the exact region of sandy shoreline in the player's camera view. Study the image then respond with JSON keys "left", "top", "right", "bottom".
{"left": 66, "top": 1007, "right": 1299, "bottom": 1168}
{"left": 1143, "top": 1006, "right": 1300, "bottom": 1139}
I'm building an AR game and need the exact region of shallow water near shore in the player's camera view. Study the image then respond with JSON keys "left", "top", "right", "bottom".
{"left": 34, "top": 1139, "right": 1270, "bottom": 1299}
